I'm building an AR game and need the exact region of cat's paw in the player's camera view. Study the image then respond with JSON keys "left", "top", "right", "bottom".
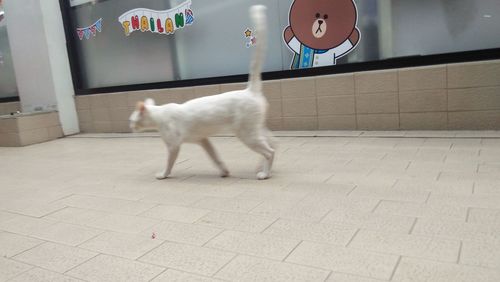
{"left": 155, "top": 172, "right": 169, "bottom": 180}
{"left": 257, "top": 172, "right": 269, "bottom": 180}
{"left": 220, "top": 169, "right": 230, "bottom": 178}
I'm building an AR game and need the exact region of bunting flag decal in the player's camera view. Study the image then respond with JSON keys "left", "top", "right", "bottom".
{"left": 76, "top": 18, "right": 103, "bottom": 40}
{"left": 118, "top": 0, "right": 194, "bottom": 37}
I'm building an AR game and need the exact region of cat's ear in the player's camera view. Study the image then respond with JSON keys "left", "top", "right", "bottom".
{"left": 145, "top": 98, "right": 155, "bottom": 106}
{"left": 136, "top": 101, "right": 146, "bottom": 114}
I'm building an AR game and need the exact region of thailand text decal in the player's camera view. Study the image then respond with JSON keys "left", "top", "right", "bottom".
{"left": 77, "top": 18, "right": 103, "bottom": 40}
{"left": 118, "top": 0, "right": 194, "bottom": 37}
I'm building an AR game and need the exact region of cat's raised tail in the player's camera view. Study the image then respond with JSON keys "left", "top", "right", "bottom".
{"left": 248, "top": 5, "right": 267, "bottom": 94}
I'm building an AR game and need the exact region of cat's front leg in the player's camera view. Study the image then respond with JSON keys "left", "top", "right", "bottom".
{"left": 156, "top": 146, "right": 180, "bottom": 180}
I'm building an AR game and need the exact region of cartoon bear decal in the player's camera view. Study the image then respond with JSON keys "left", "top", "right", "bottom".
{"left": 283, "top": 0, "right": 360, "bottom": 69}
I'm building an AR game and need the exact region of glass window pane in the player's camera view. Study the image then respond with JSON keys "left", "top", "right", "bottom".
{"left": 0, "top": 2, "right": 19, "bottom": 99}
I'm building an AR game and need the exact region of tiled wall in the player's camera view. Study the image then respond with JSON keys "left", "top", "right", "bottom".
{"left": 0, "top": 102, "right": 21, "bottom": 116}
{"left": 0, "top": 112, "right": 63, "bottom": 147}
{"left": 75, "top": 59, "right": 500, "bottom": 132}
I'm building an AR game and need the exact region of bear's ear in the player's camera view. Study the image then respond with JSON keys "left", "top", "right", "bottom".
{"left": 284, "top": 26, "right": 294, "bottom": 43}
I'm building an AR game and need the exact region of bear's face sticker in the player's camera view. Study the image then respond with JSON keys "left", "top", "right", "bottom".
{"left": 284, "top": 0, "right": 361, "bottom": 69}
{"left": 290, "top": 0, "right": 357, "bottom": 50}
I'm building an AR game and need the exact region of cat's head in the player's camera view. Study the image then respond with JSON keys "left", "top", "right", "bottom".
{"left": 129, "top": 98, "right": 157, "bottom": 132}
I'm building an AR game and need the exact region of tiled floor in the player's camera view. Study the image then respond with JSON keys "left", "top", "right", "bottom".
{"left": 1, "top": 131, "right": 500, "bottom": 281}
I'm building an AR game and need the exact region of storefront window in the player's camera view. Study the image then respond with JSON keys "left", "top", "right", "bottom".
{"left": 65, "top": 0, "right": 500, "bottom": 90}
{"left": 0, "top": 0, "right": 19, "bottom": 99}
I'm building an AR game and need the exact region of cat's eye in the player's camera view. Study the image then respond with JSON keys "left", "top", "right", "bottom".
{"left": 315, "top": 13, "right": 320, "bottom": 19}
{"left": 323, "top": 14, "right": 329, "bottom": 20}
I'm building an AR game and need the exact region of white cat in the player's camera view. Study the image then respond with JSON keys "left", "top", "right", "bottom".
{"left": 129, "top": 5, "right": 275, "bottom": 180}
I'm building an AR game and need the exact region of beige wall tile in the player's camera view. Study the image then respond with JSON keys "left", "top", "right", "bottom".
{"left": 90, "top": 108, "right": 111, "bottom": 122}
{"left": 316, "top": 74, "right": 355, "bottom": 96}
{"left": 448, "top": 86, "right": 500, "bottom": 111}
{"left": 318, "top": 115, "right": 356, "bottom": 130}
{"left": 47, "top": 126, "right": 64, "bottom": 139}
{"left": 220, "top": 83, "right": 246, "bottom": 93}
{"left": 281, "top": 77, "right": 315, "bottom": 99}
{"left": 266, "top": 118, "right": 283, "bottom": 131}
{"left": 109, "top": 107, "right": 131, "bottom": 122}
{"left": 88, "top": 94, "right": 110, "bottom": 109}
{"left": 356, "top": 92, "right": 398, "bottom": 114}
{"left": 355, "top": 70, "right": 398, "bottom": 94}
{"left": 111, "top": 121, "right": 131, "bottom": 133}
{"left": 93, "top": 121, "right": 112, "bottom": 133}
{"left": 283, "top": 98, "right": 317, "bottom": 117}
{"left": 75, "top": 96, "right": 90, "bottom": 110}
{"left": 263, "top": 80, "right": 282, "bottom": 100}
{"left": 399, "top": 65, "right": 446, "bottom": 91}
{"left": 400, "top": 89, "right": 447, "bottom": 113}
{"left": 170, "top": 87, "right": 195, "bottom": 103}
{"left": 448, "top": 60, "right": 500, "bottom": 88}
{"left": 357, "top": 114, "right": 399, "bottom": 130}
{"left": 17, "top": 115, "right": 45, "bottom": 131}
{"left": 400, "top": 112, "right": 447, "bottom": 130}
{"left": 267, "top": 99, "right": 282, "bottom": 118}
{"left": 106, "top": 93, "right": 128, "bottom": 108}
{"left": 318, "top": 96, "right": 355, "bottom": 116}
{"left": 0, "top": 133, "right": 21, "bottom": 147}
{"left": 448, "top": 111, "right": 500, "bottom": 130}
{"left": 194, "top": 85, "right": 221, "bottom": 99}
{"left": 283, "top": 117, "right": 318, "bottom": 130}
{"left": 19, "top": 128, "right": 49, "bottom": 146}
{"left": 77, "top": 109, "right": 92, "bottom": 123}
{"left": 0, "top": 118, "right": 18, "bottom": 133}
{"left": 79, "top": 122, "right": 94, "bottom": 133}
{"left": 4, "top": 102, "right": 21, "bottom": 114}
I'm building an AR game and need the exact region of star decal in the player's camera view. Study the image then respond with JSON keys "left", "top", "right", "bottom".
{"left": 244, "top": 28, "right": 252, "bottom": 37}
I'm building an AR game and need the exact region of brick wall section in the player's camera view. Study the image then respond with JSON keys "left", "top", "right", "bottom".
{"left": 75, "top": 59, "right": 500, "bottom": 132}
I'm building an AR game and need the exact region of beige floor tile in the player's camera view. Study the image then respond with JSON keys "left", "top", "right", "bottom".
{"left": 68, "top": 254, "right": 164, "bottom": 282}
{"left": 427, "top": 193, "right": 500, "bottom": 209}
{"left": 0, "top": 257, "right": 33, "bottom": 281}
{"left": 79, "top": 231, "right": 164, "bottom": 260}
{"left": 264, "top": 219, "right": 357, "bottom": 246}
{"left": 349, "top": 230, "right": 460, "bottom": 262}
{"left": 44, "top": 207, "right": 108, "bottom": 225}
{"left": 31, "top": 222, "right": 103, "bottom": 246}
{"left": 322, "top": 210, "right": 415, "bottom": 234}
{"left": 374, "top": 200, "right": 467, "bottom": 221}
{"left": 215, "top": 255, "right": 330, "bottom": 282}
{"left": 0, "top": 232, "right": 44, "bottom": 258}
{"left": 140, "top": 205, "right": 211, "bottom": 223}
{"left": 139, "top": 242, "right": 235, "bottom": 276}
{"left": 141, "top": 221, "right": 222, "bottom": 246}
{"left": 86, "top": 213, "right": 159, "bottom": 234}
{"left": 461, "top": 240, "right": 500, "bottom": 269}
{"left": 152, "top": 269, "right": 222, "bottom": 282}
{"left": 192, "top": 197, "right": 262, "bottom": 213}
{"left": 412, "top": 218, "right": 500, "bottom": 243}
{"left": 0, "top": 215, "right": 57, "bottom": 235}
{"left": 286, "top": 241, "right": 399, "bottom": 280}
{"left": 468, "top": 208, "right": 500, "bottom": 225}
{"left": 197, "top": 211, "right": 277, "bottom": 233}
{"left": 13, "top": 242, "right": 97, "bottom": 273}
{"left": 393, "top": 257, "right": 500, "bottom": 282}
{"left": 205, "top": 230, "right": 300, "bottom": 260}
{"left": 326, "top": 272, "right": 382, "bottom": 282}
{"left": 9, "top": 268, "right": 84, "bottom": 282}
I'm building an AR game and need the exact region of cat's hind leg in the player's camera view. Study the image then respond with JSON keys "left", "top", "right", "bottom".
{"left": 156, "top": 146, "right": 180, "bottom": 180}
{"left": 200, "top": 138, "right": 229, "bottom": 177}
